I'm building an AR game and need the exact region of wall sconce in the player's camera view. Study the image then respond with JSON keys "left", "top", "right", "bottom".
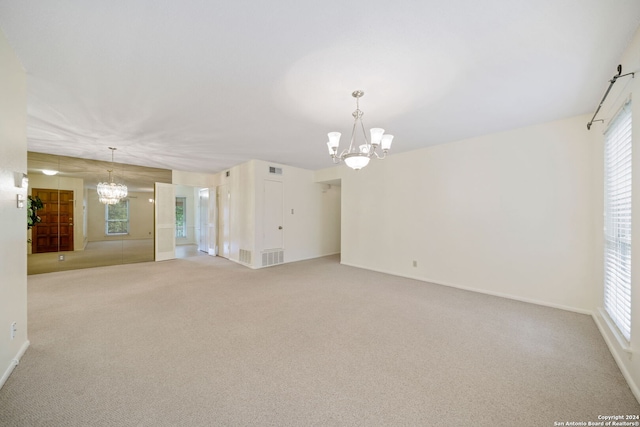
{"left": 14, "top": 172, "right": 28, "bottom": 189}
{"left": 14, "top": 172, "right": 27, "bottom": 209}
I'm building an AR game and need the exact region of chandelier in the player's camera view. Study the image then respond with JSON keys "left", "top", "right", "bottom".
{"left": 326, "top": 90, "right": 394, "bottom": 170}
{"left": 97, "top": 147, "right": 128, "bottom": 205}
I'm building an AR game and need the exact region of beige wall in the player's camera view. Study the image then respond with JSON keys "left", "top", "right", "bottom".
{"left": 315, "top": 113, "right": 604, "bottom": 310}
{"left": 0, "top": 29, "right": 29, "bottom": 389}
{"left": 338, "top": 114, "right": 597, "bottom": 313}
{"left": 87, "top": 190, "right": 155, "bottom": 241}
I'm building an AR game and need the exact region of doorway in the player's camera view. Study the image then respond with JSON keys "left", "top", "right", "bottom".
{"left": 32, "top": 188, "right": 74, "bottom": 253}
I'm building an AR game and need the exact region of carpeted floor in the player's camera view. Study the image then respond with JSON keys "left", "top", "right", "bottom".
{"left": 1, "top": 255, "right": 638, "bottom": 426}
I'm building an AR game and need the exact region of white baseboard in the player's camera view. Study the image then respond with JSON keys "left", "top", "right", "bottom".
{"left": 0, "top": 340, "right": 30, "bottom": 390}
{"left": 339, "top": 261, "right": 593, "bottom": 315}
{"left": 286, "top": 252, "right": 340, "bottom": 264}
{"left": 236, "top": 252, "right": 341, "bottom": 270}
{"left": 593, "top": 310, "right": 640, "bottom": 403}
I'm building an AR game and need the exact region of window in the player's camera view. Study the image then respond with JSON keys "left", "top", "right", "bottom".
{"left": 105, "top": 200, "right": 129, "bottom": 235}
{"left": 604, "top": 100, "right": 633, "bottom": 341}
{"left": 176, "top": 197, "right": 186, "bottom": 238}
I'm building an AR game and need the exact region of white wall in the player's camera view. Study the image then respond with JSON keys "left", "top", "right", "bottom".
{"left": 172, "top": 170, "right": 217, "bottom": 188}
{"left": 0, "top": 29, "right": 29, "bottom": 389}
{"left": 203, "top": 160, "right": 341, "bottom": 268}
{"left": 591, "top": 25, "right": 640, "bottom": 401}
{"left": 253, "top": 160, "right": 341, "bottom": 264}
{"left": 336, "top": 114, "right": 597, "bottom": 313}
{"left": 229, "top": 161, "right": 256, "bottom": 263}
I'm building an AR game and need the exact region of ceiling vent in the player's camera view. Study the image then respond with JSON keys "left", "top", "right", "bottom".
{"left": 268, "top": 166, "right": 283, "bottom": 175}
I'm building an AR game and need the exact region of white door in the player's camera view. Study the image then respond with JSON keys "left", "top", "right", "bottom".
{"left": 198, "top": 188, "right": 209, "bottom": 253}
{"left": 155, "top": 182, "right": 176, "bottom": 261}
{"left": 208, "top": 187, "right": 217, "bottom": 255}
{"left": 217, "top": 185, "right": 230, "bottom": 259}
{"left": 264, "top": 180, "right": 283, "bottom": 249}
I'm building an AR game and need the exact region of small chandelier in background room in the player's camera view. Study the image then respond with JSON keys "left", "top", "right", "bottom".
{"left": 326, "top": 90, "right": 394, "bottom": 170}
{"left": 97, "top": 147, "right": 128, "bottom": 205}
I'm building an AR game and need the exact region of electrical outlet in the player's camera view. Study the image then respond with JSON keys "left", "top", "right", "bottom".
{"left": 59, "top": 254, "right": 65, "bottom": 261}
{"left": 412, "top": 260, "right": 418, "bottom": 267}
{"left": 10, "top": 322, "right": 16, "bottom": 340}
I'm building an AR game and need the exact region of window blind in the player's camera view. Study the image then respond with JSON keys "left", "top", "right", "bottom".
{"left": 604, "top": 100, "right": 633, "bottom": 341}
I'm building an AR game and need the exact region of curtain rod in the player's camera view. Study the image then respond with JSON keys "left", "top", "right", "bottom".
{"left": 587, "top": 64, "right": 634, "bottom": 130}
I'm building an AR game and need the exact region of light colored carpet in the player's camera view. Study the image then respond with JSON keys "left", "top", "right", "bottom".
{"left": 1, "top": 255, "right": 638, "bottom": 426}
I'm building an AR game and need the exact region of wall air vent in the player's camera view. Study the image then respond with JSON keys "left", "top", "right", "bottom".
{"left": 268, "top": 166, "right": 283, "bottom": 175}
{"left": 262, "top": 249, "right": 284, "bottom": 267}
{"left": 239, "top": 249, "right": 252, "bottom": 265}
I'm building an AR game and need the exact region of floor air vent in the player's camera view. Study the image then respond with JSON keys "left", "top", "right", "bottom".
{"left": 239, "top": 249, "right": 252, "bottom": 264}
{"left": 262, "top": 249, "right": 284, "bottom": 267}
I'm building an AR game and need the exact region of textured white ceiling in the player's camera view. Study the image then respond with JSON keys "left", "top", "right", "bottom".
{"left": 1, "top": 0, "right": 639, "bottom": 173}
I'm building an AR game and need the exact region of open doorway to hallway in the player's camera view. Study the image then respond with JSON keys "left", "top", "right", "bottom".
{"left": 175, "top": 184, "right": 211, "bottom": 259}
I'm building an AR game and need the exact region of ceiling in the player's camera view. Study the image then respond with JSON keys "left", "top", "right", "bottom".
{"left": 1, "top": 1, "right": 639, "bottom": 174}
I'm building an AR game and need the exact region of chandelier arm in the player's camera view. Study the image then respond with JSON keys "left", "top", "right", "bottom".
{"left": 372, "top": 150, "right": 387, "bottom": 160}
{"left": 359, "top": 118, "right": 370, "bottom": 147}
{"left": 347, "top": 119, "right": 358, "bottom": 154}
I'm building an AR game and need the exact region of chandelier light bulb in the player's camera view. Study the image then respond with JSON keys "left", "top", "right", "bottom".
{"left": 369, "top": 128, "right": 384, "bottom": 146}
{"left": 328, "top": 132, "right": 341, "bottom": 148}
{"left": 381, "top": 134, "right": 394, "bottom": 151}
